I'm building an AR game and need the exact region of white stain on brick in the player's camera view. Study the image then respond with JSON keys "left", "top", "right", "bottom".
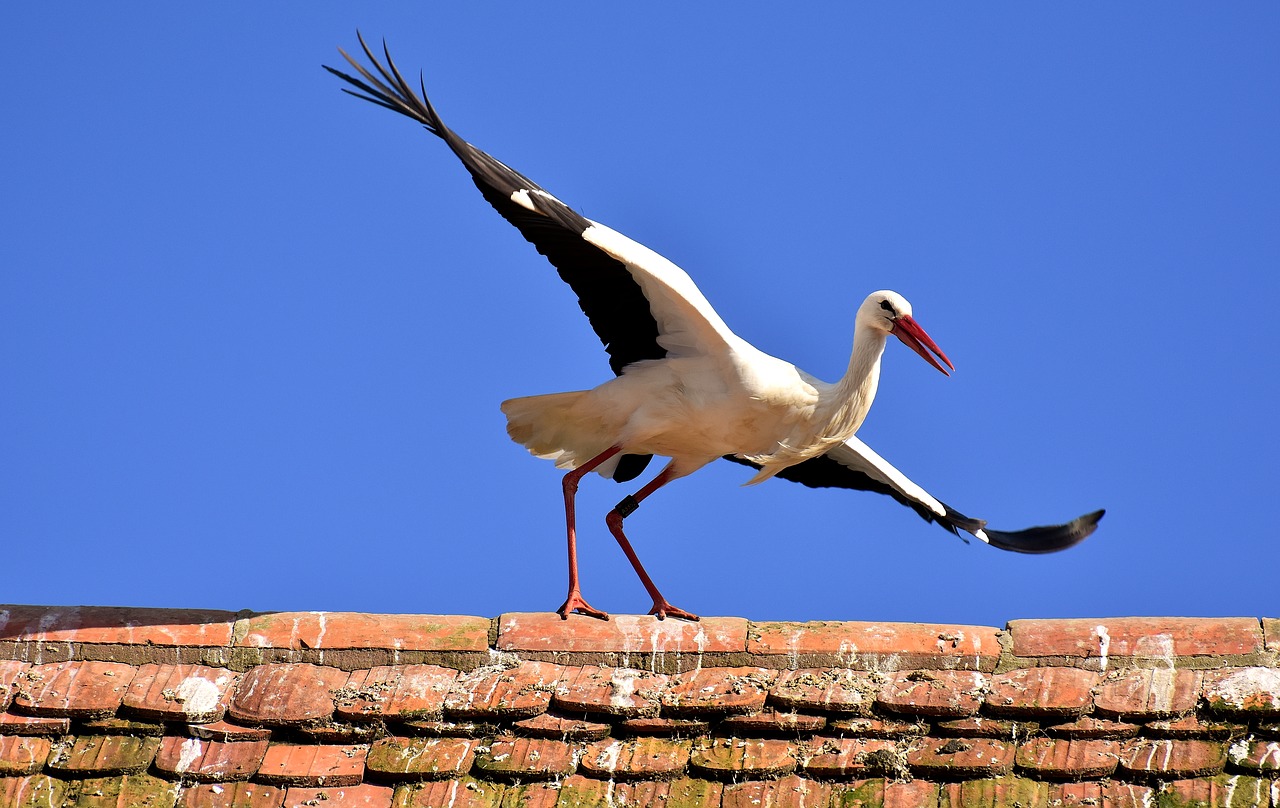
{"left": 1207, "top": 667, "right": 1280, "bottom": 711}
{"left": 1094, "top": 625, "right": 1111, "bottom": 672}
{"left": 175, "top": 737, "right": 204, "bottom": 772}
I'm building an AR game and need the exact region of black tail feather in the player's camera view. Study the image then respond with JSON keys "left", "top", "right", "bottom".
{"left": 981, "top": 509, "right": 1105, "bottom": 554}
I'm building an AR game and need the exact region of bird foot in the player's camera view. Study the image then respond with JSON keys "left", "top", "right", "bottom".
{"left": 649, "top": 600, "right": 699, "bottom": 622}
{"left": 557, "top": 591, "right": 609, "bottom": 621}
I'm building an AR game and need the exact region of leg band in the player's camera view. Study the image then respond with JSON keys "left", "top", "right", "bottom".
{"left": 614, "top": 495, "right": 640, "bottom": 518}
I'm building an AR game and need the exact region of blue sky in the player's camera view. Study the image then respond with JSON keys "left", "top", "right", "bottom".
{"left": 3, "top": 6, "right": 1277, "bottom": 627}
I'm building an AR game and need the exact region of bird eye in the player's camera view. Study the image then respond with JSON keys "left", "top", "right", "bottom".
{"left": 879, "top": 300, "right": 896, "bottom": 317}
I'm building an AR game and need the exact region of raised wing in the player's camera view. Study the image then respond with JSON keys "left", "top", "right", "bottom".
{"left": 726, "top": 436, "right": 1104, "bottom": 554}
{"left": 325, "top": 34, "right": 738, "bottom": 368}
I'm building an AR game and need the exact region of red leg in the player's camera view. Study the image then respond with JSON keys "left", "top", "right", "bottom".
{"left": 605, "top": 466, "right": 699, "bottom": 621}
{"left": 557, "top": 446, "right": 621, "bottom": 620}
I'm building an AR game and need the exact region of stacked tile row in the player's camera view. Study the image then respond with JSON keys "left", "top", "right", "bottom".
{"left": 0, "top": 608, "right": 1277, "bottom": 807}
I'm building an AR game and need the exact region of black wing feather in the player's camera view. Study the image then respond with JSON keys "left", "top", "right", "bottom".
{"left": 326, "top": 33, "right": 658, "bottom": 481}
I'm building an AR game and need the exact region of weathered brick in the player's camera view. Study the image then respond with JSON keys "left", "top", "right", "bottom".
{"left": 1015, "top": 737, "right": 1119, "bottom": 779}
{"left": 1117, "top": 738, "right": 1227, "bottom": 780}
{"left": 1093, "top": 668, "right": 1201, "bottom": 720}
{"left": 769, "top": 668, "right": 877, "bottom": 715}
{"left": 71, "top": 774, "right": 180, "bottom": 807}
{"left": 282, "top": 783, "right": 395, "bottom": 807}
{"left": 473, "top": 737, "right": 578, "bottom": 781}
{"left": 15, "top": 661, "right": 134, "bottom": 718}
{"left": 46, "top": 734, "right": 161, "bottom": 776}
{"left": 335, "top": 665, "right": 458, "bottom": 722}
{"left": 1042, "top": 716, "right": 1141, "bottom": 739}
{"left": 934, "top": 716, "right": 1029, "bottom": 738}
{"left": 720, "top": 708, "right": 826, "bottom": 735}
{"left": 689, "top": 737, "right": 796, "bottom": 779}
{"left": 122, "top": 663, "right": 237, "bottom": 723}
{"left": 496, "top": 613, "right": 747, "bottom": 654}
{"left": 154, "top": 736, "right": 267, "bottom": 782}
{"left": 0, "top": 774, "right": 69, "bottom": 808}
{"left": 828, "top": 779, "right": 940, "bottom": 808}
{"left": 498, "top": 782, "right": 561, "bottom": 808}
{"left": 78, "top": 716, "right": 166, "bottom": 736}
{"left": 750, "top": 621, "right": 1000, "bottom": 670}
{"left": 237, "top": 612, "right": 488, "bottom": 652}
{"left": 0, "top": 662, "right": 29, "bottom": 711}
{"left": 256, "top": 743, "right": 368, "bottom": 787}
{"left": 1045, "top": 781, "right": 1155, "bottom": 808}
{"left": 1145, "top": 713, "right": 1247, "bottom": 739}
{"left": 1227, "top": 738, "right": 1280, "bottom": 775}
{"left": 579, "top": 737, "right": 690, "bottom": 780}
{"left": 984, "top": 666, "right": 1099, "bottom": 718}
{"left": 187, "top": 719, "right": 272, "bottom": 743}
{"left": 827, "top": 715, "right": 929, "bottom": 738}
{"left": 0, "top": 605, "right": 236, "bottom": 647}
{"left": 365, "top": 737, "right": 475, "bottom": 781}
{"left": 0, "top": 736, "right": 50, "bottom": 776}
{"left": 1203, "top": 667, "right": 1280, "bottom": 717}
{"left": 512, "top": 712, "right": 610, "bottom": 741}
{"left": 876, "top": 670, "right": 986, "bottom": 717}
{"left": 180, "top": 781, "right": 288, "bottom": 808}
{"left": 906, "top": 737, "right": 1014, "bottom": 778}
{"left": 722, "top": 774, "right": 832, "bottom": 808}
{"left": 228, "top": 663, "right": 347, "bottom": 726}
{"left": 663, "top": 667, "right": 775, "bottom": 716}
{"left": 0, "top": 713, "right": 71, "bottom": 736}
{"left": 800, "top": 737, "right": 904, "bottom": 780}
{"left": 552, "top": 665, "right": 666, "bottom": 717}
{"left": 1008, "top": 617, "right": 1263, "bottom": 663}
{"left": 445, "top": 661, "right": 564, "bottom": 720}
{"left": 616, "top": 716, "right": 710, "bottom": 736}
{"left": 1158, "top": 774, "right": 1276, "bottom": 808}
{"left": 395, "top": 717, "right": 497, "bottom": 738}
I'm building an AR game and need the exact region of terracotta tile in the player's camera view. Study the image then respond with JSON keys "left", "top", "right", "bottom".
{"left": 0, "top": 661, "right": 30, "bottom": 711}
{"left": 497, "top": 782, "right": 561, "bottom": 808}
{"left": 1227, "top": 738, "right": 1280, "bottom": 775}
{"left": 800, "top": 737, "right": 903, "bottom": 779}
{"left": 444, "top": 661, "right": 564, "bottom": 720}
{"left": 180, "top": 781, "right": 287, "bottom": 808}
{"left": 71, "top": 773, "right": 181, "bottom": 807}
{"left": 556, "top": 775, "right": 723, "bottom": 808}
{"left": 154, "top": 736, "right": 268, "bottom": 782}
{"left": 334, "top": 665, "right": 457, "bottom": 722}
{"left": 364, "top": 736, "right": 475, "bottom": 781}
{"left": 1008, "top": 617, "right": 1263, "bottom": 662}
{"left": 395, "top": 718, "right": 497, "bottom": 738}
{"left": 283, "top": 783, "right": 395, "bottom": 807}
{"left": 15, "top": 660, "right": 135, "bottom": 718}
{"left": 1093, "top": 668, "right": 1201, "bottom": 720}
{"left": 1203, "top": 666, "right": 1280, "bottom": 717}
{"left": 1046, "top": 781, "right": 1156, "bottom": 808}
{"left": 390, "top": 777, "right": 505, "bottom": 808}
{"left": 722, "top": 774, "right": 832, "bottom": 808}
{"left": 938, "top": 777, "right": 1049, "bottom": 808}
{"left": 122, "top": 663, "right": 237, "bottom": 723}
{"left": 1145, "top": 713, "right": 1247, "bottom": 739}
{"left": 934, "top": 716, "right": 1030, "bottom": 738}
{"left": 829, "top": 779, "right": 940, "bottom": 808}
{"left": 1116, "top": 738, "right": 1227, "bottom": 780}
{"left": 1157, "top": 774, "right": 1275, "bottom": 808}
{"left": 769, "top": 668, "right": 877, "bottom": 715}
{"left": 720, "top": 708, "right": 826, "bottom": 736}
{"left": 1043, "top": 716, "right": 1141, "bottom": 739}
{"left": 496, "top": 612, "right": 747, "bottom": 654}
{"left": 188, "top": 719, "right": 272, "bottom": 743}
{"left": 615, "top": 716, "right": 710, "bottom": 736}
{"left": 237, "top": 612, "right": 488, "bottom": 652}
{"left": 0, "top": 712, "right": 71, "bottom": 736}
{"left": 552, "top": 665, "right": 666, "bottom": 717}
{"left": 749, "top": 620, "right": 1001, "bottom": 670}
{"left": 46, "top": 734, "right": 162, "bottom": 776}
{"left": 579, "top": 737, "right": 690, "bottom": 780}
{"left": 472, "top": 737, "right": 578, "bottom": 781}
{"left": 0, "top": 736, "right": 51, "bottom": 776}
{"left": 256, "top": 743, "right": 368, "bottom": 787}
{"left": 0, "top": 605, "right": 237, "bottom": 646}
{"left": 662, "top": 667, "right": 775, "bottom": 716}
{"left": 512, "top": 712, "right": 610, "bottom": 741}
{"left": 0, "top": 774, "right": 70, "bottom": 807}
{"left": 984, "top": 666, "right": 1099, "bottom": 717}
{"left": 78, "top": 716, "right": 167, "bottom": 736}
{"left": 826, "top": 715, "right": 929, "bottom": 738}
{"left": 1014, "top": 737, "right": 1119, "bottom": 779}
{"left": 906, "top": 736, "right": 1014, "bottom": 778}
{"left": 293, "top": 721, "right": 379, "bottom": 744}
{"left": 689, "top": 737, "right": 796, "bottom": 779}
{"left": 227, "top": 663, "right": 347, "bottom": 726}
{"left": 876, "top": 670, "right": 986, "bottom": 717}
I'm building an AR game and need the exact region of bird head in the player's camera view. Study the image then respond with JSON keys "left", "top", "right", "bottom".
{"left": 859, "top": 290, "right": 954, "bottom": 376}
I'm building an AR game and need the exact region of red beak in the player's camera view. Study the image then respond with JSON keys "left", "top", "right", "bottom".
{"left": 892, "top": 314, "right": 954, "bottom": 376}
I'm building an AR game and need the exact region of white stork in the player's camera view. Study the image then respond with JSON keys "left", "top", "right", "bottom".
{"left": 326, "top": 35, "right": 1104, "bottom": 621}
